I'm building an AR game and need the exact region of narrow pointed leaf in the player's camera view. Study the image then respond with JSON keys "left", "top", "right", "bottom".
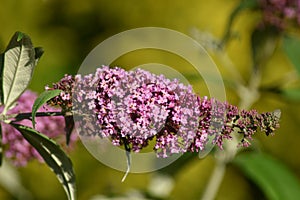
{"left": 32, "top": 89, "right": 61, "bottom": 128}
{"left": 233, "top": 152, "right": 300, "bottom": 200}
{"left": 11, "top": 123, "right": 76, "bottom": 200}
{"left": 2, "top": 32, "right": 41, "bottom": 113}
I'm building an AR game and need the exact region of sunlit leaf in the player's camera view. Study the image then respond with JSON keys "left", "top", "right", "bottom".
{"left": 31, "top": 89, "right": 61, "bottom": 128}
{"left": 233, "top": 152, "right": 300, "bottom": 200}
{"left": 283, "top": 35, "right": 300, "bottom": 74}
{"left": 11, "top": 123, "right": 76, "bottom": 200}
{"left": 2, "top": 32, "right": 42, "bottom": 114}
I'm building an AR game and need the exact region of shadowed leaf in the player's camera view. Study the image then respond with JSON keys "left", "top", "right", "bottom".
{"left": 34, "top": 47, "right": 44, "bottom": 64}
{"left": 64, "top": 115, "right": 74, "bottom": 146}
{"left": 11, "top": 123, "right": 76, "bottom": 200}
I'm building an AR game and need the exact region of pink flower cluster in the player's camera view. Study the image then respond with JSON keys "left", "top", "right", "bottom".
{"left": 47, "top": 66, "right": 280, "bottom": 158}
{"left": 1, "top": 90, "right": 77, "bottom": 166}
{"left": 259, "top": 0, "right": 300, "bottom": 29}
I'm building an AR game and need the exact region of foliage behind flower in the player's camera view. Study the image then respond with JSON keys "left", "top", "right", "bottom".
{"left": 47, "top": 66, "right": 280, "bottom": 158}
{"left": 1, "top": 90, "right": 77, "bottom": 166}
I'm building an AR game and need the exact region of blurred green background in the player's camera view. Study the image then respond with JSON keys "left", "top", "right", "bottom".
{"left": 0, "top": 0, "right": 300, "bottom": 199}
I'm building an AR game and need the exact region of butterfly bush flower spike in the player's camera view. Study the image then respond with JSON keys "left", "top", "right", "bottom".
{"left": 47, "top": 66, "right": 280, "bottom": 158}
{"left": 259, "top": 0, "right": 300, "bottom": 30}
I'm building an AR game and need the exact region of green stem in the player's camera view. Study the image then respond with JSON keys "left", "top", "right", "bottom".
{"left": 201, "top": 158, "right": 226, "bottom": 200}
{"left": 201, "top": 69, "right": 261, "bottom": 200}
{"left": 201, "top": 134, "right": 239, "bottom": 200}
{"left": 0, "top": 112, "right": 63, "bottom": 122}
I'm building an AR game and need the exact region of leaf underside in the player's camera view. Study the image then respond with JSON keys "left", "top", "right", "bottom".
{"left": 2, "top": 32, "right": 41, "bottom": 113}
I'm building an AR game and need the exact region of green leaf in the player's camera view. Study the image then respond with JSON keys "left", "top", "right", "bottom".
{"left": 2, "top": 32, "right": 42, "bottom": 114}
{"left": 221, "top": 0, "right": 258, "bottom": 45}
{"left": 11, "top": 123, "right": 76, "bottom": 200}
{"left": 32, "top": 89, "right": 61, "bottom": 128}
{"left": 233, "top": 152, "right": 300, "bottom": 200}
{"left": 283, "top": 35, "right": 300, "bottom": 74}
{"left": 16, "top": 32, "right": 24, "bottom": 42}
{"left": 283, "top": 88, "right": 300, "bottom": 100}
